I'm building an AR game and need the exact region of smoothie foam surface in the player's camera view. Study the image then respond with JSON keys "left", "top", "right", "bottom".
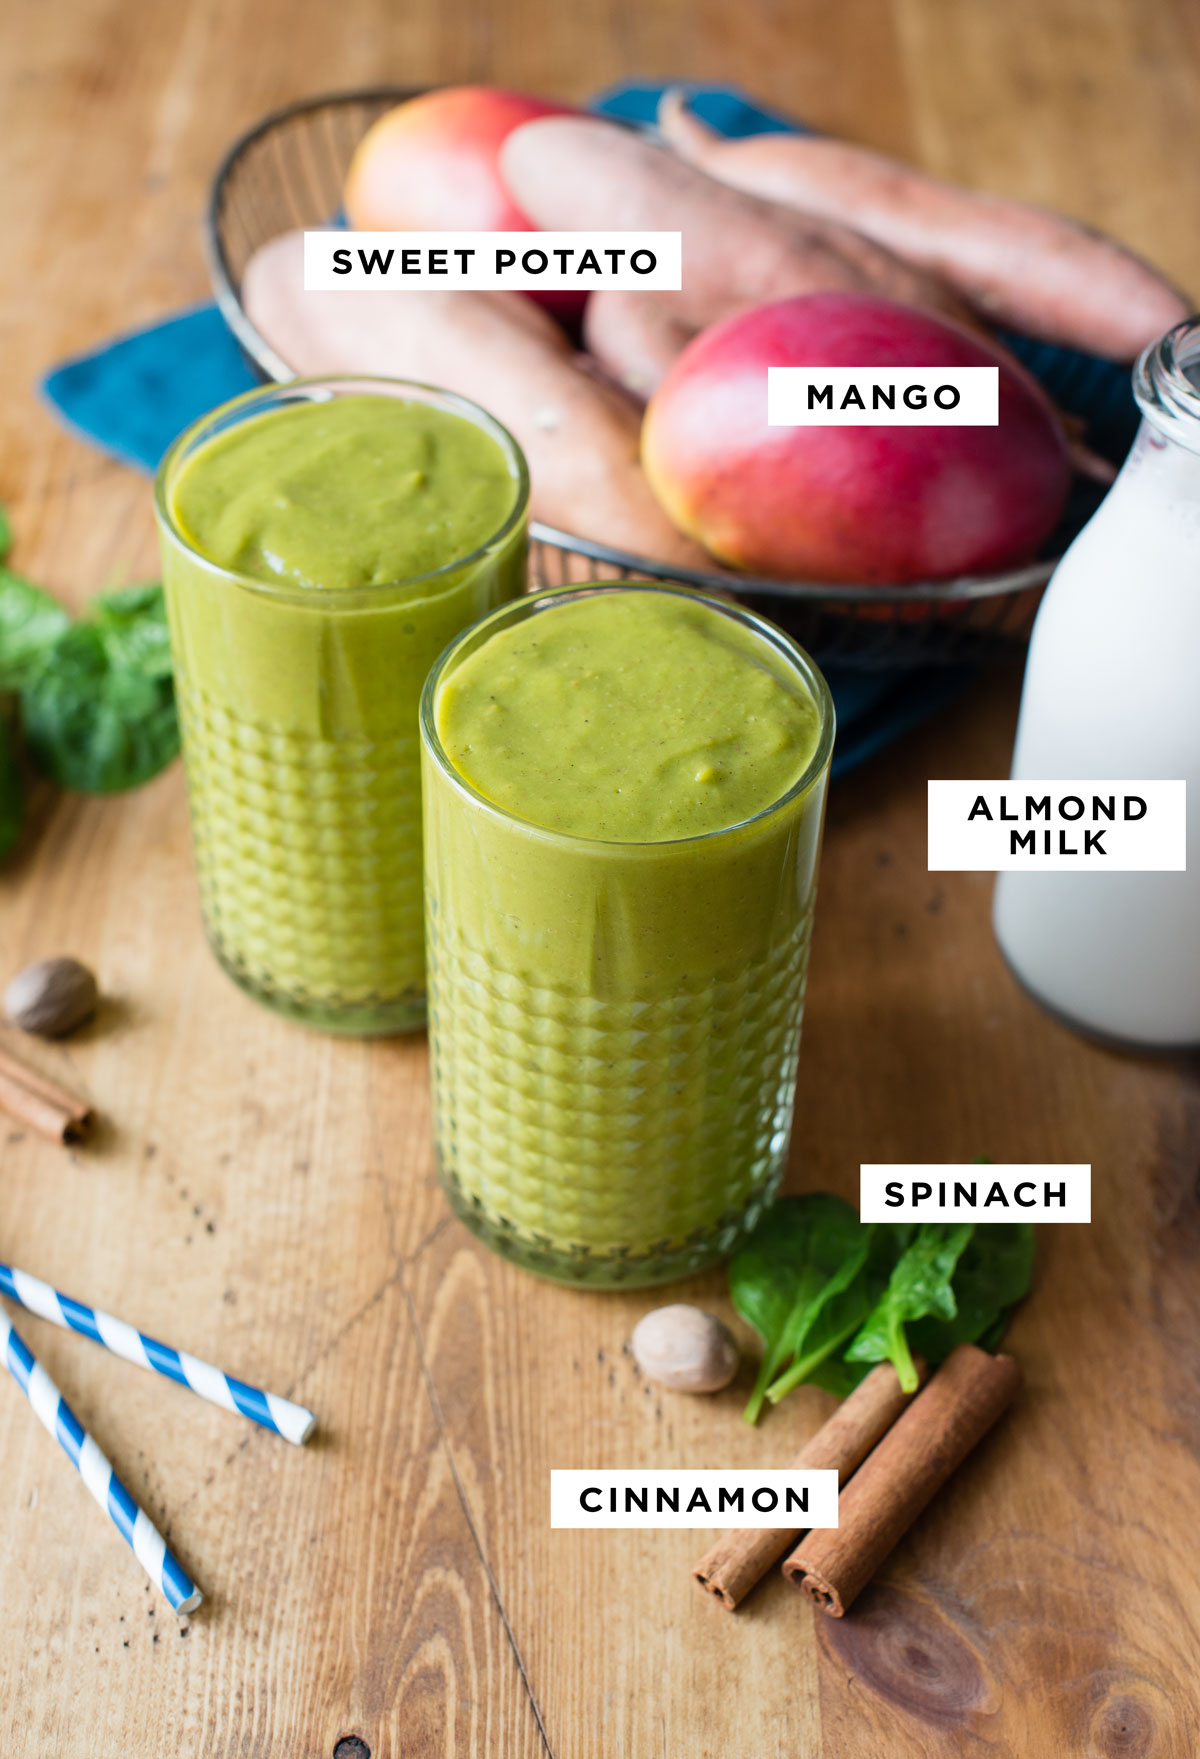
{"left": 435, "top": 592, "right": 822, "bottom": 842}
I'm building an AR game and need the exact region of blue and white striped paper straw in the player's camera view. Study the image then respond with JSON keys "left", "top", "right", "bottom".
{"left": 0, "top": 1263, "right": 314, "bottom": 1445}
{"left": 0, "top": 1307, "right": 201, "bottom": 1613}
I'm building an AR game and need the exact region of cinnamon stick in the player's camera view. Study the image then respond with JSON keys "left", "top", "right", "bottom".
{"left": 692, "top": 1359, "right": 924, "bottom": 1610}
{"left": 784, "top": 1343, "right": 1020, "bottom": 1617}
{"left": 0, "top": 1045, "right": 94, "bottom": 1144}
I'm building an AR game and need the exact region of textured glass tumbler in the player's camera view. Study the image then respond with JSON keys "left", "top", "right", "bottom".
{"left": 155, "top": 378, "right": 528, "bottom": 1035}
{"left": 420, "top": 586, "right": 835, "bottom": 1287}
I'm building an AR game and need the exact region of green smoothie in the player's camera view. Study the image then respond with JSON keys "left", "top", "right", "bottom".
{"left": 421, "top": 586, "right": 834, "bottom": 1286}
{"left": 171, "top": 395, "right": 516, "bottom": 590}
{"left": 156, "top": 383, "right": 528, "bottom": 1033}
{"left": 436, "top": 593, "right": 821, "bottom": 841}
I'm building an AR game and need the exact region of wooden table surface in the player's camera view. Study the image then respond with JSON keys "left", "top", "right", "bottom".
{"left": 3, "top": 1, "right": 1200, "bottom": 1754}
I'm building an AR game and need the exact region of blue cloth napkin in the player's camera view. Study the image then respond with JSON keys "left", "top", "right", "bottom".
{"left": 44, "top": 304, "right": 259, "bottom": 476}
{"left": 41, "top": 82, "right": 1139, "bottom": 777}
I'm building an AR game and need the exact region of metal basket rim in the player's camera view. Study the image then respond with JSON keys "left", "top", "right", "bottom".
{"left": 204, "top": 83, "right": 1059, "bottom": 608}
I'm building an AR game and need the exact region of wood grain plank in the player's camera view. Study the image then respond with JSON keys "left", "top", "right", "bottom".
{"left": 808, "top": 677, "right": 1200, "bottom": 1757}
{"left": 403, "top": 1227, "right": 829, "bottom": 1759}
{"left": 893, "top": 0, "right": 1200, "bottom": 292}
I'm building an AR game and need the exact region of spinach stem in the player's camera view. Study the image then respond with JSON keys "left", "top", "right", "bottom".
{"left": 742, "top": 1341, "right": 790, "bottom": 1423}
{"left": 763, "top": 1314, "right": 864, "bottom": 1405}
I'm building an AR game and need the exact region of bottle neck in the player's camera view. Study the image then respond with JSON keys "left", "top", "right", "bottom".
{"left": 1111, "top": 413, "right": 1200, "bottom": 516}
{"left": 1134, "top": 315, "right": 1200, "bottom": 456}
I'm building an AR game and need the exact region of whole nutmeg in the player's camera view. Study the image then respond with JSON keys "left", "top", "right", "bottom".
{"left": 4, "top": 957, "right": 99, "bottom": 1037}
{"left": 630, "top": 1304, "right": 740, "bottom": 1394}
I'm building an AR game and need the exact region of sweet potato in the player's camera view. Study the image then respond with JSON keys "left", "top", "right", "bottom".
{"left": 342, "top": 86, "right": 585, "bottom": 321}
{"left": 658, "top": 90, "right": 1189, "bottom": 360}
{"left": 498, "top": 115, "right": 973, "bottom": 332}
{"left": 241, "top": 231, "right": 712, "bottom": 570}
{"left": 583, "top": 291, "right": 697, "bottom": 400}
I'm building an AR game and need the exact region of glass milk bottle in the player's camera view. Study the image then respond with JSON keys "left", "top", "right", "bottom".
{"left": 993, "top": 316, "right": 1200, "bottom": 1048}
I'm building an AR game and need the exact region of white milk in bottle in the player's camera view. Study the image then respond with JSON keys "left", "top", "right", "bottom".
{"left": 993, "top": 317, "right": 1200, "bottom": 1048}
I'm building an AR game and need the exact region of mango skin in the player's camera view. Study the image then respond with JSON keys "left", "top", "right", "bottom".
{"left": 345, "top": 86, "right": 585, "bottom": 319}
{"left": 642, "top": 292, "right": 1073, "bottom": 584}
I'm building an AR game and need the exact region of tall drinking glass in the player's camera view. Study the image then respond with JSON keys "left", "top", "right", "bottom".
{"left": 420, "top": 584, "right": 835, "bottom": 1287}
{"left": 155, "top": 377, "right": 528, "bottom": 1035}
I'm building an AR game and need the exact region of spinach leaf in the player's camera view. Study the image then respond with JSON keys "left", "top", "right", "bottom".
{"left": 0, "top": 715, "right": 22, "bottom": 860}
{"left": 762, "top": 1282, "right": 875, "bottom": 1405}
{"left": 728, "top": 1196, "right": 816, "bottom": 1349}
{"left": 0, "top": 505, "right": 11, "bottom": 564}
{"left": 728, "top": 1179, "right": 1037, "bottom": 1417}
{"left": 802, "top": 1355, "right": 872, "bottom": 1399}
{"left": 0, "top": 515, "right": 178, "bottom": 799}
{"left": 0, "top": 569, "right": 72, "bottom": 691}
{"left": 23, "top": 623, "right": 179, "bottom": 794}
{"left": 731, "top": 1195, "right": 865, "bottom": 1421}
{"left": 763, "top": 1223, "right": 900, "bottom": 1406}
{"left": 845, "top": 1221, "right": 976, "bottom": 1393}
{"left": 92, "top": 583, "right": 173, "bottom": 680}
{"left": 908, "top": 1222, "right": 1034, "bottom": 1363}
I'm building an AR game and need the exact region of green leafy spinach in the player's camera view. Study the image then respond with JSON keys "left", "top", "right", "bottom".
{"left": 0, "top": 570, "right": 72, "bottom": 691}
{"left": 907, "top": 1222, "right": 1035, "bottom": 1365}
{"left": 731, "top": 1194, "right": 870, "bottom": 1422}
{"left": 728, "top": 1184, "right": 1034, "bottom": 1420}
{"left": 23, "top": 616, "right": 178, "bottom": 795}
{"left": 0, "top": 522, "right": 178, "bottom": 820}
{"left": 90, "top": 583, "right": 174, "bottom": 681}
{"left": 844, "top": 1220, "right": 977, "bottom": 1392}
{"left": 763, "top": 1223, "right": 901, "bottom": 1407}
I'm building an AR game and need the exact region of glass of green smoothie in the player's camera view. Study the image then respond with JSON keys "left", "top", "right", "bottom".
{"left": 420, "top": 584, "right": 835, "bottom": 1287}
{"left": 155, "top": 378, "right": 528, "bottom": 1034}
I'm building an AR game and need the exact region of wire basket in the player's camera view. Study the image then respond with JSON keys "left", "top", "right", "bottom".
{"left": 207, "top": 86, "right": 1083, "bottom": 669}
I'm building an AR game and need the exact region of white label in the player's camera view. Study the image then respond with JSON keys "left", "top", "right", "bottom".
{"left": 549, "top": 1469, "right": 839, "bottom": 1530}
{"left": 303, "top": 231, "right": 682, "bottom": 291}
{"left": 928, "top": 780, "right": 1187, "bottom": 871}
{"left": 767, "top": 366, "right": 999, "bottom": 426}
{"left": 860, "top": 1163, "right": 1091, "bottom": 1222}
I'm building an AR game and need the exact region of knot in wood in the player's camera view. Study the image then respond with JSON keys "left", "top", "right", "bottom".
{"left": 821, "top": 1585, "right": 989, "bottom": 1725}
{"left": 333, "top": 1738, "right": 371, "bottom": 1759}
{"left": 1092, "top": 1696, "right": 1155, "bottom": 1757}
